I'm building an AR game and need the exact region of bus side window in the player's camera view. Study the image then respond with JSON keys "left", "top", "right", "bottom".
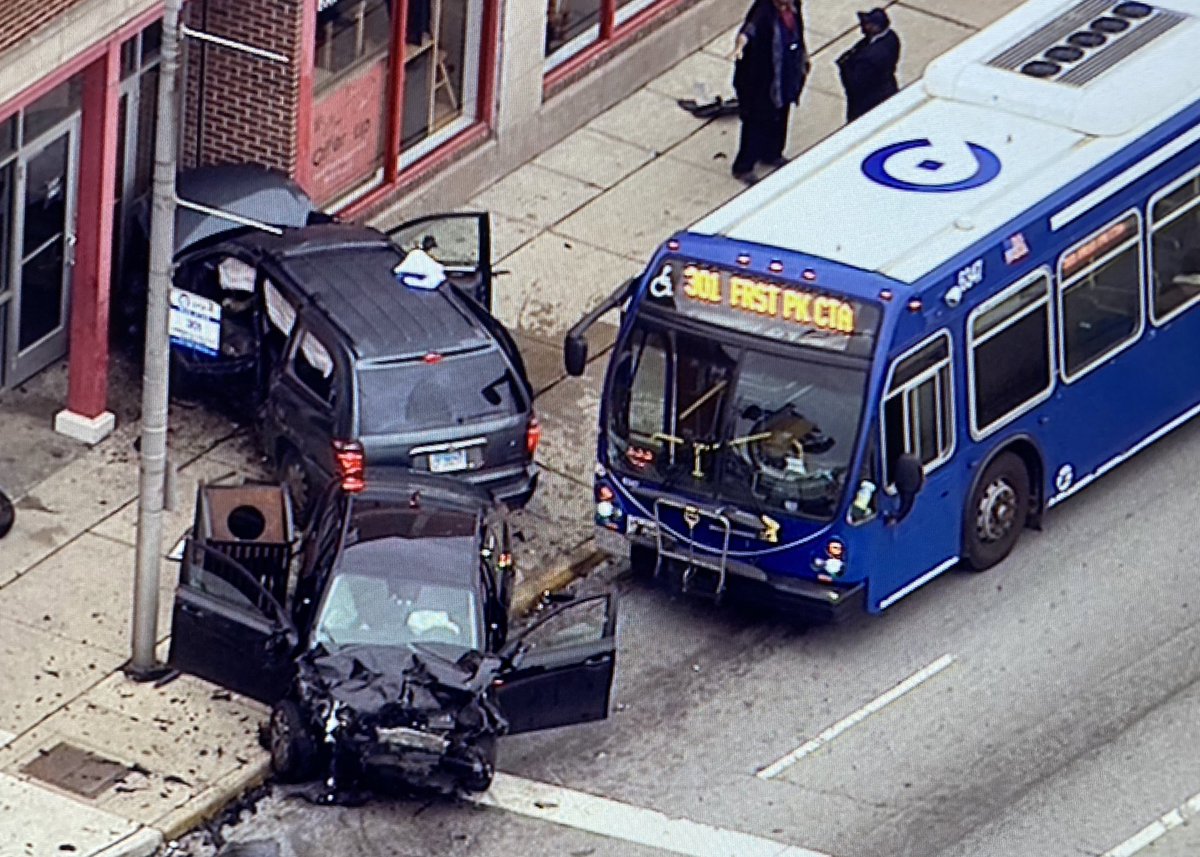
{"left": 1151, "top": 171, "right": 1200, "bottom": 322}
{"left": 969, "top": 272, "right": 1053, "bottom": 436}
{"left": 1058, "top": 211, "right": 1142, "bottom": 380}
{"left": 882, "top": 333, "right": 953, "bottom": 490}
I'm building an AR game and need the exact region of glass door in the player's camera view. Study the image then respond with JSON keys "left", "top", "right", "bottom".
{"left": 8, "top": 116, "right": 79, "bottom": 386}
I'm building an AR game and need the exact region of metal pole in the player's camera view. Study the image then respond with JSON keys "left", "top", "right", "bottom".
{"left": 128, "top": 0, "right": 183, "bottom": 679}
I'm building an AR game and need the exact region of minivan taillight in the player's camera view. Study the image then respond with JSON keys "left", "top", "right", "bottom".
{"left": 526, "top": 415, "right": 541, "bottom": 457}
{"left": 332, "top": 439, "right": 365, "bottom": 492}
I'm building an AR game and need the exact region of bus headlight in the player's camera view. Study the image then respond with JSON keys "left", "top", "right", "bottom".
{"left": 596, "top": 485, "right": 620, "bottom": 524}
{"left": 813, "top": 540, "right": 846, "bottom": 577}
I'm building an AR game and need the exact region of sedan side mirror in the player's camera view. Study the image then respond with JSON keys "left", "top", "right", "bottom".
{"left": 564, "top": 334, "right": 588, "bottom": 377}
{"left": 888, "top": 453, "right": 925, "bottom": 524}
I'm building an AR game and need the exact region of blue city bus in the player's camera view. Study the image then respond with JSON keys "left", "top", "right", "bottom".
{"left": 563, "top": 0, "right": 1200, "bottom": 618}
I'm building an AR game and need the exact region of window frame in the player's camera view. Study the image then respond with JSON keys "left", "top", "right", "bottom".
{"left": 1148, "top": 163, "right": 1200, "bottom": 326}
{"left": 544, "top": 0, "right": 678, "bottom": 75}
{"left": 879, "top": 329, "right": 955, "bottom": 492}
{"left": 966, "top": 267, "right": 1056, "bottom": 441}
{"left": 1055, "top": 208, "right": 1145, "bottom": 384}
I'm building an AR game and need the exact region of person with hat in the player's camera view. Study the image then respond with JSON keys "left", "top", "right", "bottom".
{"left": 836, "top": 8, "right": 901, "bottom": 122}
{"left": 730, "top": 0, "right": 810, "bottom": 184}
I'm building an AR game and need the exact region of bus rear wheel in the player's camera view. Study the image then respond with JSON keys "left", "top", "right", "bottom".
{"left": 964, "top": 452, "right": 1029, "bottom": 571}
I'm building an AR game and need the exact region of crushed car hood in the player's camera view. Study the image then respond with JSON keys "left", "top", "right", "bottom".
{"left": 301, "top": 644, "right": 501, "bottom": 714}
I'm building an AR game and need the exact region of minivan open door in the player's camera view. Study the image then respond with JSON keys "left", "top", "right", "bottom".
{"left": 494, "top": 593, "right": 618, "bottom": 735}
{"left": 386, "top": 212, "right": 493, "bottom": 311}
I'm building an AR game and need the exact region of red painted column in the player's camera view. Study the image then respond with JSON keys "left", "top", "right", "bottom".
{"left": 600, "top": 0, "right": 617, "bottom": 39}
{"left": 295, "top": 0, "right": 317, "bottom": 192}
{"left": 383, "top": 0, "right": 412, "bottom": 185}
{"left": 66, "top": 43, "right": 121, "bottom": 420}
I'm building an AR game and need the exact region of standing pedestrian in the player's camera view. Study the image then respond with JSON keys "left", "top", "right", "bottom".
{"left": 731, "top": 0, "right": 809, "bottom": 184}
{"left": 836, "top": 8, "right": 901, "bottom": 123}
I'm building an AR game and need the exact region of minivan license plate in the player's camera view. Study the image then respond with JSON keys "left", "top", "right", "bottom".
{"left": 429, "top": 449, "right": 468, "bottom": 473}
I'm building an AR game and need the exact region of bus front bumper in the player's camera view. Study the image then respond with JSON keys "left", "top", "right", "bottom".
{"left": 595, "top": 525, "right": 864, "bottom": 622}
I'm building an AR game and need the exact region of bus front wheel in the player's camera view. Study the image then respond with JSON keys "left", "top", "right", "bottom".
{"left": 964, "top": 452, "right": 1029, "bottom": 571}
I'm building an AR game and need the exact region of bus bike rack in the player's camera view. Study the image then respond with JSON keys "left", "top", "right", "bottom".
{"left": 651, "top": 497, "right": 733, "bottom": 602}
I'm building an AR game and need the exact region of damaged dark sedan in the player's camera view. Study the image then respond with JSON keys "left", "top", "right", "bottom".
{"left": 167, "top": 473, "right": 617, "bottom": 796}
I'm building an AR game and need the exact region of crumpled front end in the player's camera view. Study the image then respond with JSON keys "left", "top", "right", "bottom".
{"left": 296, "top": 644, "right": 506, "bottom": 796}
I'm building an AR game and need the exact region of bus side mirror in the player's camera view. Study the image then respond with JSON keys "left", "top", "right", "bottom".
{"left": 889, "top": 453, "right": 925, "bottom": 524}
{"left": 564, "top": 334, "right": 588, "bottom": 376}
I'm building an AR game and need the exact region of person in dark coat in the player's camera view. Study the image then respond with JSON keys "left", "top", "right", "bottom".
{"left": 836, "top": 8, "right": 901, "bottom": 122}
{"left": 731, "top": 0, "right": 809, "bottom": 184}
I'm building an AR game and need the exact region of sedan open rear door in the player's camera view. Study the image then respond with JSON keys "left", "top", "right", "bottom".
{"left": 168, "top": 541, "right": 298, "bottom": 704}
{"left": 167, "top": 483, "right": 298, "bottom": 704}
{"left": 494, "top": 593, "right": 618, "bottom": 735}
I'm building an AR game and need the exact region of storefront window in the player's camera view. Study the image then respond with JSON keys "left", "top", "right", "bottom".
{"left": 311, "top": 0, "right": 393, "bottom": 203}
{"left": 309, "top": 0, "right": 483, "bottom": 204}
{"left": 315, "top": 0, "right": 391, "bottom": 86}
{"left": 401, "top": 0, "right": 481, "bottom": 152}
{"left": 545, "top": 0, "right": 671, "bottom": 69}
{"left": 23, "top": 78, "right": 83, "bottom": 143}
{"left": 113, "top": 23, "right": 161, "bottom": 291}
{"left": 546, "top": 0, "right": 601, "bottom": 56}
{"left": 0, "top": 115, "right": 15, "bottom": 162}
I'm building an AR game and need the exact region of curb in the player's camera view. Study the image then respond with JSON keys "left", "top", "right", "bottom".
{"left": 91, "top": 826, "right": 163, "bottom": 857}
{"left": 155, "top": 757, "right": 272, "bottom": 844}
{"left": 512, "top": 540, "right": 607, "bottom": 616}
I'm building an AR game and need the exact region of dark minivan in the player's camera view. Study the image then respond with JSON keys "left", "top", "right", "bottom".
{"left": 120, "top": 166, "right": 538, "bottom": 518}
{"left": 239, "top": 220, "right": 539, "bottom": 518}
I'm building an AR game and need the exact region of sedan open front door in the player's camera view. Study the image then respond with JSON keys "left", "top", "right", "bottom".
{"left": 494, "top": 593, "right": 618, "bottom": 735}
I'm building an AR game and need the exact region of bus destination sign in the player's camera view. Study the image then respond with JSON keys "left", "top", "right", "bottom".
{"left": 647, "top": 259, "right": 877, "bottom": 353}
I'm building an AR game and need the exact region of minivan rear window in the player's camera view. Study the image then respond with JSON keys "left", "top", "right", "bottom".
{"left": 356, "top": 349, "right": 523, "bottom": 435}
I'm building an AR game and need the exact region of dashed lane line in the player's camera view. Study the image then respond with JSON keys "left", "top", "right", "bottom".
{"left": 475, "top": 772, "right": 835, "bottom": 857}
{"left": 756, "top": 654, "right": 956, "bottom": 780}
{"left": 1102, "top": 791, "right": 1200, "bottom": 856}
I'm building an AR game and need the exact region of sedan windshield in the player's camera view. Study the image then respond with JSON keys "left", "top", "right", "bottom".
{"left": 312, "top": 537, "right": 482, "bottom": 651}
{"left": 606, "top": 321, "right": 869, "bottom": 520}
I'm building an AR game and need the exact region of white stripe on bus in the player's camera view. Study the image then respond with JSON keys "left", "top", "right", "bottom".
{"left": 1049, "top": 124, "right": 1200, "bottom": 232}
{"left": 879, "top": 557, "right": 959, "bottom": 610}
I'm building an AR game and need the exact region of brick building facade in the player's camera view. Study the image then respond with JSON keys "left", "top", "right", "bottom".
{"left": 181, "top": 0, "right": 305, "bottom": 174}
{"left": 0, "top": 0, "right": 738, "bottom": 440}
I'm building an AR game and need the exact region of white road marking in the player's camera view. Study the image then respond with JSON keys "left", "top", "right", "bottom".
{"left": 1102, "top": 791, "right": 1200, "bottom": 856}
{"left": 0, "top": 729, "right": 13, "bottom": 749}
{"left": 756, "top": 654, "right": 956, "bottom": 780}
{"left": 476, "top": 772, "right": 835, "bottom": 857}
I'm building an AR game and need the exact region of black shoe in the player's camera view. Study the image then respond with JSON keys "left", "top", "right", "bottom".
{"left": 733, "top": 170, "right": 758, "bottom": 185}
{"left": 765, "top": 156, "right": 790, "bottom": 168}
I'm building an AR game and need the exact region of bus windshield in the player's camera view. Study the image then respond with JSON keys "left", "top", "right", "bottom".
{"left": 606, "top": 318, "right": 870, "bottom": 521}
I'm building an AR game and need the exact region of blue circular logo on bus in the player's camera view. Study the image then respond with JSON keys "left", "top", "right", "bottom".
{"left": 862, "top": 139, "right": 1002, "bottom": 193}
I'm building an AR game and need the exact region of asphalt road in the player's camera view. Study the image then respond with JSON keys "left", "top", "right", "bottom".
{"left": 173, "top": 410, "right": 1200, "bottom": 857}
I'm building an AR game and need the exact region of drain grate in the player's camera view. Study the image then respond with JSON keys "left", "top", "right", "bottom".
{"left": 20, "top": 742, "right": 130, "bottom": 799}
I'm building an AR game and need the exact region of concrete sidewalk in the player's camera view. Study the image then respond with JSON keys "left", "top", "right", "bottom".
{"left": 0, "top": 3, "right": 1014, "bottom": 854}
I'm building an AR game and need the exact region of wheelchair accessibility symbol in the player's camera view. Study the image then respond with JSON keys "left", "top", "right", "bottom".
{"left": 862, "top": 138, "right": 1001, "bottom": 193}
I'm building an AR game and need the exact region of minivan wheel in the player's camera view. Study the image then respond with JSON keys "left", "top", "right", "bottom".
{"left": 278, "top": 448, "right": 314, "bottom": 526}
{"left": 269, "top": 699, "right": 318, "bottom": 782}
{"left": 963, "top": 452, "right": 1030, "bottom": 572}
